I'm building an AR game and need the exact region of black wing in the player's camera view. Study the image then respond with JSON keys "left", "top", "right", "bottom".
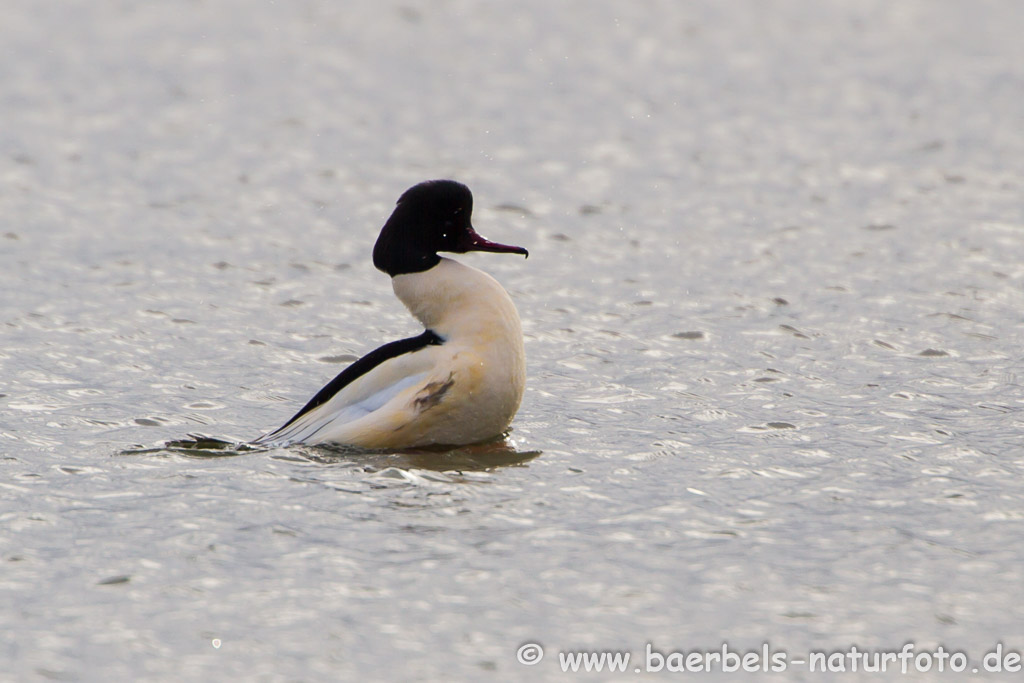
{"left": 263, "top": 329, "right": 444, "bottom": 438}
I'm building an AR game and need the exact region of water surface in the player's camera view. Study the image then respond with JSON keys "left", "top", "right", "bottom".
{"left": 3, "top": 1, "right": 1024, "bottom": 680}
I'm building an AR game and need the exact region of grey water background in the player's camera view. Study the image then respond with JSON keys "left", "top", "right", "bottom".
{"left": 3, "top": 0, "right": 1024, "bottom": 680}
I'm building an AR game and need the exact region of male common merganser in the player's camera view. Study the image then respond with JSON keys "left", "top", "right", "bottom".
{"left": 255, "top": 179, "right": 528, "bottom": 449}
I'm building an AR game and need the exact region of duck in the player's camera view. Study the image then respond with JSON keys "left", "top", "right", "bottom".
{"left": 254, "top": 179, "right": 529, "bottom": 449}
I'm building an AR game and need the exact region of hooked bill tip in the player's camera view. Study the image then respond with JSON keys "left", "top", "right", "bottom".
{"left": 462, "top": 228, "right": 529, "bottom": 258}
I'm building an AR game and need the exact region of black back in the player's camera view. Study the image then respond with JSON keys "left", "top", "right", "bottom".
{"left": 265, "top": 329, "right": 444, "bottom": 436}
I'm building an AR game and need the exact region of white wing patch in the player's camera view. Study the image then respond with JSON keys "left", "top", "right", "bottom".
{"left": 256, "top": 371, "right": 429, "bottom": 446}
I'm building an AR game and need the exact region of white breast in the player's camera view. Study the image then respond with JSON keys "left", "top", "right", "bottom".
{"left": 263, "top": 257, "right": 526, "bottom": 449}
{"left": 392, "top": 257, "right": 524, "bottom": 346}
{"left": 387, "top": 257, "right": 526, "bottom": 444}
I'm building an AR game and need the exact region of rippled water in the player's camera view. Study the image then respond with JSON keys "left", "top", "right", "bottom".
{"left": 4, "top": 1, "right": 1024, "bottom": 680}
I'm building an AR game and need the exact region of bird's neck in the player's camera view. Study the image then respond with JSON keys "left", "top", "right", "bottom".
{"left": 391, "top": 257, "right": 520, "bottom": 341}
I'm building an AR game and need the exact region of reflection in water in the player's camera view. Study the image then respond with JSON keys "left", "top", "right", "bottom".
{"left": 123, "top": 433, "right": 542, "bottom": 471}
{"left": 301, "top": 437, "right": 542, "bottom": 472}
{"left": 121, "top": 433, "right": 256, "bottom": 458}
